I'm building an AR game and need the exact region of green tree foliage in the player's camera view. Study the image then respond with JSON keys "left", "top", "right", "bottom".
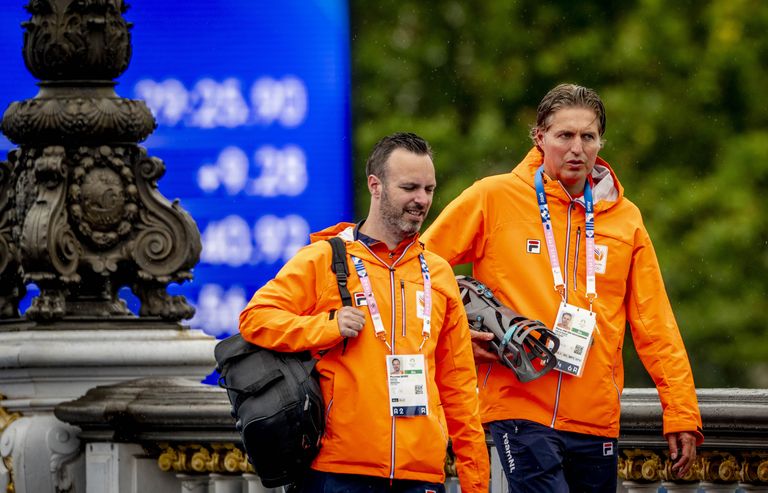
{"left": 350, "top": 0, "right": 768, "bottom": 387}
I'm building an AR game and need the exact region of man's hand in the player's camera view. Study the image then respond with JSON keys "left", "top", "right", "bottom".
{"left": 337, "top": 306, "right": 367, "bottom": 338}
{"left": 470, "top": 329, "right": 497, "bottom": 364}
{"left": 666, "top": 431, "right": 698, "bottom": 478}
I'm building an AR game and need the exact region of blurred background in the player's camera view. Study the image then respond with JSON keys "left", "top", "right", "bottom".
{"left": 2, "top": 0, "right": 767, "bottom": 388}
{"left": 349, "top": 0, "right": 768, "bottom": 389}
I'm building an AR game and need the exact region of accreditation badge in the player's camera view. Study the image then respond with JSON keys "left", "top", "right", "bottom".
{"left": 552, "top": 302, "right": 596, "bottom": 377}
{"left": 386, "top": 354, "right": 429, "bottom": 417}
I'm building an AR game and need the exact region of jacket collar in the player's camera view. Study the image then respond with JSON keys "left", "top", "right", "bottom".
{"left": 310, "top": 222, "right": 425, "bottom": 267}
{"left": 512, "top": 147, "right": 624, "bottom": 210}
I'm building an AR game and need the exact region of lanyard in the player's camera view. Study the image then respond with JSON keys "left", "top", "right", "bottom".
{"left": 350, "top": 254, "right": 432, "bottom": 351}
{"left": 417, "top": 254, "right": 432, "bottom": 350}
{"left": 534, "top": 165, "right": 597, "bottom": 308}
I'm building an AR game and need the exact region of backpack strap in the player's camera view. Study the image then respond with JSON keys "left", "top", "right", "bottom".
{"left": 328, "top": 236, "right": 353, "bottom": 354}
{"left": 328, "top": 237, "right": 353, "bottom": 307}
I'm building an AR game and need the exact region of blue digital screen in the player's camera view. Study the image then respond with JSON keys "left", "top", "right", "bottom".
{"left": 0, "top": 1, "right": 353, "bottom": 337}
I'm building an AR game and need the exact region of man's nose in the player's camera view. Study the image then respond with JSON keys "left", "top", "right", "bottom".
{"left": 413, "top": 189, "right": 430, "bottom": 205}
{"left": 570, "top": 137, "right": 585, "bottom": 153}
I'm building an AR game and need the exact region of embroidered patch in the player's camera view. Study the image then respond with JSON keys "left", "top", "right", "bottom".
{"left": 416, "top": 291, "right": 425, "bottom": 319}
{"left": 353, "top": 292, "right": 367, "bottom": 306}
{"left": 526, "top": 239, "right": 541, "bottom": 254}
{"left": 603, "top": 442, "right": 614, "bottom": 456}
{"left": 594, "top": 244, "right": 608, "bottom": 274}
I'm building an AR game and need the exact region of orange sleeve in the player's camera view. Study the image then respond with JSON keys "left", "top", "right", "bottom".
{"left": 627, "top": 226, "right": 704, "bottom": 444}
{"left": 238, "top": 241, "right": 345, "bottom": 353}
{"left": 432, "top": 263, "right": 490, "bottom": 492}
{"left": 423, "top": 183, "right": 487, "bottom": 266}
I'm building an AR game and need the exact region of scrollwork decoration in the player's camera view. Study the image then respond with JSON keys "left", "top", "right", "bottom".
{"left": 156, "top": 444, "right": 253, "bottom": 475}
{"left": 700, "top": 451, "right": 739, "bottom": 483}
{"left": 22, "top": 0, "right": 131, "bottom": 81}
{"left": 2, "top": 0, "right": 199, "bottom": 322}
{"left": 1, "top": 394, "right": 22, "bottom": 493}
{"left": 0, "top": 154, "right": 26, "bottom": 318}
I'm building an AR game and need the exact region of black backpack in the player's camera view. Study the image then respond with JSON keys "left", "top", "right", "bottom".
{"left": 214, "top": 237, "right": 351, "bottom": 487}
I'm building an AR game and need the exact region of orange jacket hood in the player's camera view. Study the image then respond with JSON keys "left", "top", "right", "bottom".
{"left": 512, "top": 147, "right": 625, "bottom": 208}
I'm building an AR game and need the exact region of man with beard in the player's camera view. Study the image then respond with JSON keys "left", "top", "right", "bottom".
{"left": 239, "top": 132, "right": 490, "bottom": 492}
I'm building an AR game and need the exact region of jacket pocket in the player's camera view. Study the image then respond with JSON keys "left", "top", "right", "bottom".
{"left": 400, "top": 279, "right": 406, "bottom": 337}
{"left": 320, "top": 372, "right": 335, "bottom": 441}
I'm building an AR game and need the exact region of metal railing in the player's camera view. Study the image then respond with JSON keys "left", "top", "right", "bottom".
{"left": 53, "top": 379, "right": 768, "bottom": 492}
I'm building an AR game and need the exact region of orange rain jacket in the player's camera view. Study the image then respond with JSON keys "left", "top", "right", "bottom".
{"left": 423, "top": 148, "right": 704, "bottom": 443}
{"left": 239, "top": 223, "right": 490, "bottom": 492}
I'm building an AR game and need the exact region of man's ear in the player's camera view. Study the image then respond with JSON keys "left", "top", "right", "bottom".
{"left": 368, "top": 174, "right": 382, "bottom": 198}
{"left": 534, "top": 127, "right": 545, "bottom": 149}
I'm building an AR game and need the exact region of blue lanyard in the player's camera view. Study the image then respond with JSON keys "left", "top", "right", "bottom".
{"left": 534, "top": 165, "right": 597, "bottom": 306}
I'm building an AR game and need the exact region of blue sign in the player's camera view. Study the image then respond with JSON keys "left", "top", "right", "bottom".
{"left": 0, "top": 1, "right": 353, "bottom": 337}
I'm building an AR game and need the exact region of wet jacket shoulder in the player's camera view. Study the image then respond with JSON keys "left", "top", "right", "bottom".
{"left": 239, "top": 230, "right": 345, "bottom": 352}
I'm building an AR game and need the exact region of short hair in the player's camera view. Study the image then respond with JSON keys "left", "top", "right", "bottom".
{"left": 365, "top": 132, "right": 433, "bottom": 182}
{"left": 530, "top": 84, "right": 606, "bottom": 143}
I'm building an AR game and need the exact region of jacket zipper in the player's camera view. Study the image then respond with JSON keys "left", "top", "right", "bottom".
{"left": 482, "top": 364, "right": 493, "bottom": 388}
{"left": 400, "top": 279, "right": 406, "bottom": 337}
{"left": 611, "top": 346, "right": 622, "bottom": 412}
{"left": 323, "top": 398, "right": 333, "bottom": 439}
{"left": 357, "top": 240, "right": 417, "bottom": 480}
{"left": 388, "top": 248, "right": 410, "bottom": 480}
{"left": 388, "top": 266, "right": 397, "bottom": 479}
{"left": 551, "top": 201, "right": 575, "bottom": 428}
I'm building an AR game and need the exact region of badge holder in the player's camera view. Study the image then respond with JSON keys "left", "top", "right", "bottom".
{"left": 386, "top": 354, "right": 429, "bottom": 417}
{"left": 552, "top": 302, "right": 596, "bottom": 377}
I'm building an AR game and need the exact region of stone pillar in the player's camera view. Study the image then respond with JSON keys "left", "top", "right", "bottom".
{"left": 177, "top": 474, "right": 209, "bottom": 493}
{"left": 620, "top": 481, "right": 661, "bottom": 492}
{"left": 0, "top": 1, "right": 214, "bottom": 493}
{"left": 0, "top": 0, "right": 200, "bottom": 321}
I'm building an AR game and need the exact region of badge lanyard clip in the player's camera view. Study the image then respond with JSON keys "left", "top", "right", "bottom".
{"left": 352, "top": 256, "right": 392, "bottom": 351}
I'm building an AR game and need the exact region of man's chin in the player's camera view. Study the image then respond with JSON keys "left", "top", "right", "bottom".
{"left": 399, "top": 221, "right": 422, "bottom": 236}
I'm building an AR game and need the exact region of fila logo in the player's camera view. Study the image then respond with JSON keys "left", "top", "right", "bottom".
{"left": 603, "top": 442, "right": 614, "bottom": 456}
{"left": 526, "top": 239, "right": 541, "bottom": 254}
{"left": 353, "top": 292, "right": 367, "bottom": 306}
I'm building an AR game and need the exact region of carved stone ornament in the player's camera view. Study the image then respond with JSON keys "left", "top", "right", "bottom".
{"left": 0, "top": 0, "right": 201, "bottom": 321}
{"left": 619, "top": 449, "right": 768, "bottom": 486}
{"left": 1, "top": 395, "right": 22, "bottom": 493}
{"left": 157, "top": 444, "right": 254, "bottom": 475}
{"left": 0, "top": 156, "right": 26, "bottom": 318}
{"left": 22, "top": 0, "right": 132, "bottom": 81}
{"left": 1, "top": 90, "right": 157, "bottom": 145}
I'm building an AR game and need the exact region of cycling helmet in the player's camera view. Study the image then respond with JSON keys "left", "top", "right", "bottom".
{"left": 457, "top": 275, "right": 560, "bottom": 383}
